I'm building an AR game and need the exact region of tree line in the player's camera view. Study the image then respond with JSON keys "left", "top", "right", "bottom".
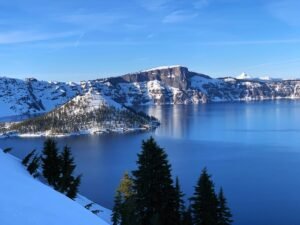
{"left": 22, "top": 139, "right": 81, "bottom": 199}
{"left": 112, "top": 137, "right": 233, "bottom": 225}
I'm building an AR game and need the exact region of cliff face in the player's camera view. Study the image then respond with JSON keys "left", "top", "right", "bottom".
{"left": 102, "top": 66, "right": 213, "bottom": 105}
{"left": 121, "top": 66, "right": 191, "bottom": 89}
{"left": 100, "top": 66, "right": 300, "bottom": 105}
{"left": 1, "top": 65, "right": 300, "bottom": 118}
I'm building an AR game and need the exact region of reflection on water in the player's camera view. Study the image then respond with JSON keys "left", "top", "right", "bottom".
{"left": 1, "top": 100, "right": 300, "bottom": 225}
{"left": 142, "top": 100, "right": 300, "bottom": 146}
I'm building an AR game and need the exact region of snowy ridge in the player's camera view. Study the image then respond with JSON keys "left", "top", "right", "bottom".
{"left": 2, "top": 66, "right": 300, "bottom": 119}
{"left": 0, "top": 77, "right": 81, "bottom": 118}
{"left": 0, "top": 149, "right": 110, "bottom": 225}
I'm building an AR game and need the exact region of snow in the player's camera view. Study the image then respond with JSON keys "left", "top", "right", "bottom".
{"left": 0, "top": 150, "right": 110, "bottom": 225}
{"left": 76, "top": 195, "right": 112, "bottom": 224}
{"left": 236, "top": 72, "right": 252, "bottom": 80}
{"left": 0, "top": 126, "right": 148, "bottom": 138}
{"left": 142, "top": 65, "right": 183, "bottom": 72}
{"left": 223, "top": 77, "right": 236, "bottom": 82}
{"left": 190, "top": 75, "right": 219, "bottom": 93}
{"left": 235, "top": 74, "right": 282, "bottom": 82}
{"left": 259, "top": 76, "right": 271, "bottom": 81}
{"left": 72, "top": 90, "right": 123, "bottom": 112}
{"left": 0, "top": 77, "right": 81, "bottom": 118}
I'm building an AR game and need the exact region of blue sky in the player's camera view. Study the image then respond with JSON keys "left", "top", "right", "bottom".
{"left": 1, "top": 0, "right": 300, "bottom": 81}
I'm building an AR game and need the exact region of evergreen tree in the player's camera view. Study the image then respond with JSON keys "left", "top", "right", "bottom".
{"left": 58, "top": 146, "right": 76, "bottom": 193}
{"left": 42, "top": 139, "right": 61, "bottom": 189}
{"left": 132, "top": 137, "right": 178, "bottom": 225}
{"left": 119, "top": 173, "right": 136, "bottom": 225}
{"left": 66, "top": 175, "right": 81, "bottom": 199}
{"left": 181, "top": 206, "right": 194, "bottom": 225}
{"left": 22, "top": 149, "right": 36, "bottom": 166}
{"left": 118, "top": 172, "right": 134, "bottom": 199}
{"left": 27, "top": 155, "right": 40, "bottom": 178}
{"left": 112, "top": 172, "right": 136, "bottom": 225}
{"left": 217, "top": 188, "right": 233, "bottom": 225}
{"left": 191, "top": 168, "right": 218, "bottom": 225}
{"left": 175, "top": 176, "right": 185, "bottom": 224}
{"left": 112, "top": 191, "right": 123, "bottom": 225}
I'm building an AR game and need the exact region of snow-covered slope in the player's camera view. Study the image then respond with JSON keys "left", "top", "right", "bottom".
{"left": 0, "top": 77, "right": 81, "bottom": 117}
{"left": 0, "top": 150, "right": 109, "bottom": 225}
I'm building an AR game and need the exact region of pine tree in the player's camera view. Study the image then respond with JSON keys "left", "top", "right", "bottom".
{"left": 217, "top": 188, "right": 233, "bottom": 225}
{"left": 119, "top": 173, "right": 136, "bottom": 225}
{"left": 132, "top": 137, "right": 178, "bottom": 225}
{"left": 112, "top": 191, "right": 123, "bottom": 225}
{"left": 22, "top": 149, "right": 36, "bottom": 166}
{"left": 58, "top": 146, "right": 76, "bottom": 193}
{"left": 191, "top": 168, "right": 218, "bottom": 225}
{"left": 175, "top": 176, "right": 185, "bottom": 225}
{"left": 118, "top": 172, "right": 134, "bottom": 199}
{"left": 181, "top": 206, "right": 194, "bottom": 225}
{"left": 66, "top": 175, "right": 81, "bottom": 199}
{"left": 27, "top": 155, "right": 40, "bottom": 178}
{"left": 42, "top": 139, "right": 61, "bottom": 189}
{"left": 112, "top": 172, "right": 136, "bottom": 225}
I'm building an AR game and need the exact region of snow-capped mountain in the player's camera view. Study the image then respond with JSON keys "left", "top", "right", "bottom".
{"left": 1, "top": 66, "right": 300, "bottom": 118}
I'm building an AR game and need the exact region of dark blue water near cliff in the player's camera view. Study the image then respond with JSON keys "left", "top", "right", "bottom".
{"left": 2, "top": 100, "right": 300, "bottom": 225}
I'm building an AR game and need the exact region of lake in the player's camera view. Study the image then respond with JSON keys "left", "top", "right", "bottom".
{"left": 1, "top": 100, "right": 300, "bottom": 225}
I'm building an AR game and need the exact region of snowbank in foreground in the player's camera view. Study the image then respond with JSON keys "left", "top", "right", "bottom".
{"left": 0, "top": 150, "right": 110, "bottom": 225}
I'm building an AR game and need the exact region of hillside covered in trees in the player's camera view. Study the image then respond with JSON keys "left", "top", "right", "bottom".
{"left": 0, "top": 91, "right": 158, "bottom": 137}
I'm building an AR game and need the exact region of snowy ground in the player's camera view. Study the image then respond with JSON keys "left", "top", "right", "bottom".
{"left": 0, "top": 149, "right": 111, "bottom": 225}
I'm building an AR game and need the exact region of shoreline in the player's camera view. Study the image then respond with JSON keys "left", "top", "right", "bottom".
{"left": 0, "top": 126, "right": 156, "bottom": 139}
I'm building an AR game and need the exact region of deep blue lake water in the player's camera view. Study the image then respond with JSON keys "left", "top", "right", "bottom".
{"left": 1, "top": 100, "right": 300, "bottom": 225}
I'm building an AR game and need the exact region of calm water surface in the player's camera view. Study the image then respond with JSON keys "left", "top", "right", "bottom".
{"left": 1, "top": 100, "right": 300, "bottom": 225}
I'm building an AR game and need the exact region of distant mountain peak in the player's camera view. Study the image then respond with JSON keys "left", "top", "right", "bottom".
{"left": 236, "top": 72, "right": 252, "bottom": 80}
